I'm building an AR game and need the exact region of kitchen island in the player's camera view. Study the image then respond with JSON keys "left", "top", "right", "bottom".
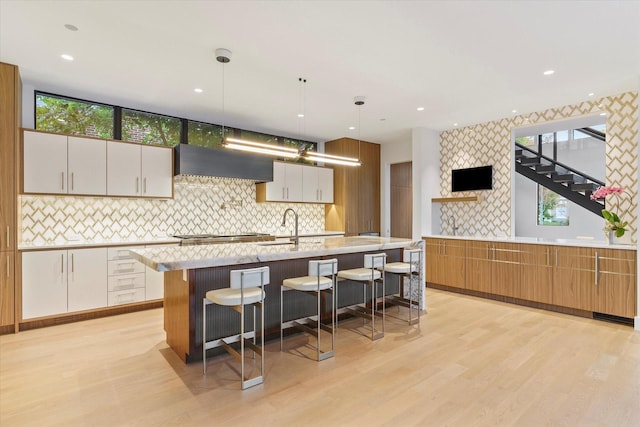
{"left": 131, "top": 236, "right": 420, "bottom": 362}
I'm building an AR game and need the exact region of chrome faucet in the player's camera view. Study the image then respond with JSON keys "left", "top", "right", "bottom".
{"left": 448, "top": 214, "right": 459, "bottom": 236}
{"left": 281, "top": 208, "right": 299, "bottom": 246}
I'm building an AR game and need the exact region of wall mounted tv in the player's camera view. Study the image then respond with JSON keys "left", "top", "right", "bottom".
{"left": 451, "top": 165, "right": 493, "bottom": 192}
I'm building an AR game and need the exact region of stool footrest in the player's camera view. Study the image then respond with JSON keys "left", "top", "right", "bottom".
{"left": 345, "top": 305, "right": 384, "bottom": 320}
{"left": 385, "top": 295, "right": 419, "bottom": 308}
{"left": 204, "top": 331, "right": 256, "bottom": 351}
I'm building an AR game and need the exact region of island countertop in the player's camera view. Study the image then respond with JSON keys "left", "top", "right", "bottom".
{"left": 130, "top": 236, "right": 414, "bottom": 272}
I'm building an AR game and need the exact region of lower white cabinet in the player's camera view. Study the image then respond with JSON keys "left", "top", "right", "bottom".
{"left": 68, "top": 248, "right": 108, "bottom": 312}
{"left": 21, "top": 243, "right": 174, "bottom": 320}
{"left": 22, "top": 248, "right": 107, "bottom": 319}
{"left": 22, "top": 250, "right": 68, "bottom": 319}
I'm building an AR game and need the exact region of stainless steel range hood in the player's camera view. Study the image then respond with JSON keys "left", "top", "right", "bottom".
{"left": 174, "top": 144, "right": 273, "bottom": 182}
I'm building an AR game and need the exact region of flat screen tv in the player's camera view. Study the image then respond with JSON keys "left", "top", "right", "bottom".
{"left": 451, "top": 165, "right": 493, "bottom": 192}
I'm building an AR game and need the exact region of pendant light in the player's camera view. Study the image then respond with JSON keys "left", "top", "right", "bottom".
{"left": 218, "top": 48, "right": 300, "bottom": 158}
{"left": 302, "top": 95, "right": 363, "bottom": 167}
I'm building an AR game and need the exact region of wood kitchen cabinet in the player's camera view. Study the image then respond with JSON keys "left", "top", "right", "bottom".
{"left": 552, "top": 246, "right": 595, "bottom": 312}
{"left": 491, "top": 242, "right": 521, "bottom": 298}
{"left": 465, "top": 240, "right": 493, "bottom": 293}
{"left": 519, "top": 243, "right": 554, "bottom": 304}
{"left": 22, "top": 130, "right": 107, "bottom": 195}
{"left": 0, "top": 62, "right": 20, "bottom": 330}
{"left": 324, "top": 137, "right": 380, "bottom": 235}
{"left": 593, "top": 248, "right": 636, "bottom": 318}
{"left": 424, "top": 237, "right": 465, "bottom": 288}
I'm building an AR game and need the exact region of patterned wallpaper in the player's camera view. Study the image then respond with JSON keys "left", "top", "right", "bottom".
{"left": 19, "top": 176, "right": 325, "bottom": 244}
{"left": 439, "top": 91, "right": 639, "bottom": 242}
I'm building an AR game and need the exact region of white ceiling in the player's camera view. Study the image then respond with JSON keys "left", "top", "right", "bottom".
{"left": 1, "top": 0, "right": 639, "bottom": 145}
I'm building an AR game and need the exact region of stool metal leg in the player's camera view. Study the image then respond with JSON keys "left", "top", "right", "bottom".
{"left": 202, "top": 298, "right": 207, "bottom": 374}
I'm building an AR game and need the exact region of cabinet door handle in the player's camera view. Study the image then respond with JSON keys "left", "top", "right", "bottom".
{"left": 143, "top": 178, "right": 147, "bottom": 194}
{"left": 493, "top": 246, "right": 496, "bottom": 260}
{"left": 555, "top": 248, "right": 559, "bottom": 267}
{"left": 320, "top": 189, "right": 323, "bottom": 200}
{"left": 61, "top": 253, "right": 64, "bottom": 274}
{"left": 546, "top": 248, "right": 550, "bottom": 266}
{"left": 71, "top": 253, "right": 74, "bottom": 273}
{"left": 443, "top": 241, "right": 447, "bottom": 256}
{"left": 287, "top": 187, "right": 289, "bottom": 199}
{"left": 6, "top": 255, "right": 9, "bottom": 277}
{"left": 594, "top": 251, "right": 599, "bottom": 286}
{"left": 486, "top": 245, "right": 490, "bottom": 260}
{"left": 71, "top": 172, "right": 74, "bottom": 191}
{"left": 61, "top": 172, "right": 65, "bottom": 191}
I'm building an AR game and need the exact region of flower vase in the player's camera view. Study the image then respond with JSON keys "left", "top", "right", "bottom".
{"left": 607, "top": 230, "right": 615, "bottom": 245}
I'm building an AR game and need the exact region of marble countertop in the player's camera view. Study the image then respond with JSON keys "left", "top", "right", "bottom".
{"left": 18, "top": 237, "right": 181, "bottom": 251}
{"left": 423, "top": 234, "right": 637, "bottom": 250}
{"left": 130, "top": 236, "right": 414, "bottom": 272}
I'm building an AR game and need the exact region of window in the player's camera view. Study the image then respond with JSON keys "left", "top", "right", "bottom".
{"left": 187, "top": 121, "right": 228, "bottom": 149}
{"left": 538, "top": 186, "right": 569, "bottom": 226}
{"left": 35, "top": 93, "right": 114, "bottom": 138}
{"left": 122, "top": 109, "right": 180, "bottom": 146}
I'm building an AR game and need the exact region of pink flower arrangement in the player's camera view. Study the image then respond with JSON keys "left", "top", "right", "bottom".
{"left": 590, "top": 185, "right": 624, "bottom": 200}
{"left": 590, "top": 185, "right": 627, "bottom": 237}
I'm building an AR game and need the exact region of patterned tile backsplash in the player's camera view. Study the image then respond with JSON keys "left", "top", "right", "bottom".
{"left": 439, "top": 91, "right": 638, "bottom": 242}
{"left": 19, "top": 176, "right": 325, "bottom": 244}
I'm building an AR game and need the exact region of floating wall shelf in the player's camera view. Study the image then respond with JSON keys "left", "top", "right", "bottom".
{"left": 431, "top": 196, "right": 480, "bottom": 203}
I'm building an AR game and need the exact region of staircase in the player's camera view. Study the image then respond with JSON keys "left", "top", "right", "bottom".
{"left": 515, "top": 142, "right": 605, "bottom": 215}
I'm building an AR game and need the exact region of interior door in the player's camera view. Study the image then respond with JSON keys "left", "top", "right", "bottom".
{"left": 390, "top": 162, "right": 412, "bottom": 238}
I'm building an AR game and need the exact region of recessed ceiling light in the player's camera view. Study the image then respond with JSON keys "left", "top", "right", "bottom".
{"left": 512, "top": 109, "right": 517, "bottom": 113}
{"left": 417, "top": 107, "right": 424, "bottom": 111}
{"left": 348, "top": 126, "right": 356, "bottom": 130}
{"left": 61, "top": 54, "right": 74, "bottom": 61}
{"left": 194, "top": 88, "right": 203, "bottom": 93}
{"left": 379, "top": 118, "right": 386, "bottom": 121}
{"left": 600, "top": 112, "right": 606, "bottom": 116}
{"left": 453, "top": 123, "right": 458, "bottom": 127}
{"left": 64, "top": 24, "right": 78, "bottom": 31}
{"left": 588, "top": 92, "right": 595, "bottom": 97}
{"left": 543, "top": 70, "right": 555, "bottom": 76}
{"left": 297, "top": 113, "right": 304, "bottom": 118}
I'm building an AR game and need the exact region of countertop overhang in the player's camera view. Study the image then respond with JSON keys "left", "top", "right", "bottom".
{"left": 423, "top": 234, "right": 637, "bottom": 250}
{"left": 131, "top": 236, "right": 414, "bottom": 272}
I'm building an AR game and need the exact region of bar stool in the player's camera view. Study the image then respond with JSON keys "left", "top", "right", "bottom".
{"left": 202, "top": 266, "right": 269, "bottom": 390}
{"left": 280, "top": 258, "right": 338, "bottom": 361}
{"left": 382, "top": 248, "right": 422, "bottom": 325}
{"left": 337, "top": 253, "right": 387, "bottom": 340}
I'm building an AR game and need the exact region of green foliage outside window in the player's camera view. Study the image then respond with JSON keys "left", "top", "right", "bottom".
{"left": 538, "top": 186, "right": 569, "bottom": 226}
{"left": 122, "top": 109, "right": 180, "bottom": 146}
{"left": 35, "top": 94, "right": 114, "bottom": 138}
{"left": 187, "top": 121, "right": 230, "bottom": 149}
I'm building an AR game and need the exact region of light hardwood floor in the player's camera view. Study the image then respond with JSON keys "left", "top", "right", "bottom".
{"left": 1, "top": 288, "right": 639, "bottom": 426}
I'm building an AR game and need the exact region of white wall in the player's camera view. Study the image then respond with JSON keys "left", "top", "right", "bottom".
{"left": 412, "top": 127, "right": 440, "bottom": 240}
{"left": 380, "top": 140, "right": 412, "bottom": 237}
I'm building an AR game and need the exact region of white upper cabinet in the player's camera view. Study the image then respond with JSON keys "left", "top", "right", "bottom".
{"left": 23, "top": 131, "right": 107, "bottom": 195}
{"left": 265, "top": 162, "right": 303, "bottom": 202}
{"left": 141, "top": 145, "right": 173, "bottom": 198}
{"left": 23, "top": 130, "right": 172, "bottom": 198}
{"left": 107, "top": 141, "right": 173, "bottom": 198}
{"left": 302, "top": 165, "right": 334, "bottom": 203}
{"left": 23, "top": 131, "right": 70, "bottom": 194}
{"left": 107, "top": 141, "right": 142, "bottom": 196}
{"left": 317, "top": 167, "right": 334, "bottom": 203}
{"left": 67, "top": 136, "right": 107, "bottom": 195}
{"left": 259, "top": 161, "right": 332, "bottom": 203}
